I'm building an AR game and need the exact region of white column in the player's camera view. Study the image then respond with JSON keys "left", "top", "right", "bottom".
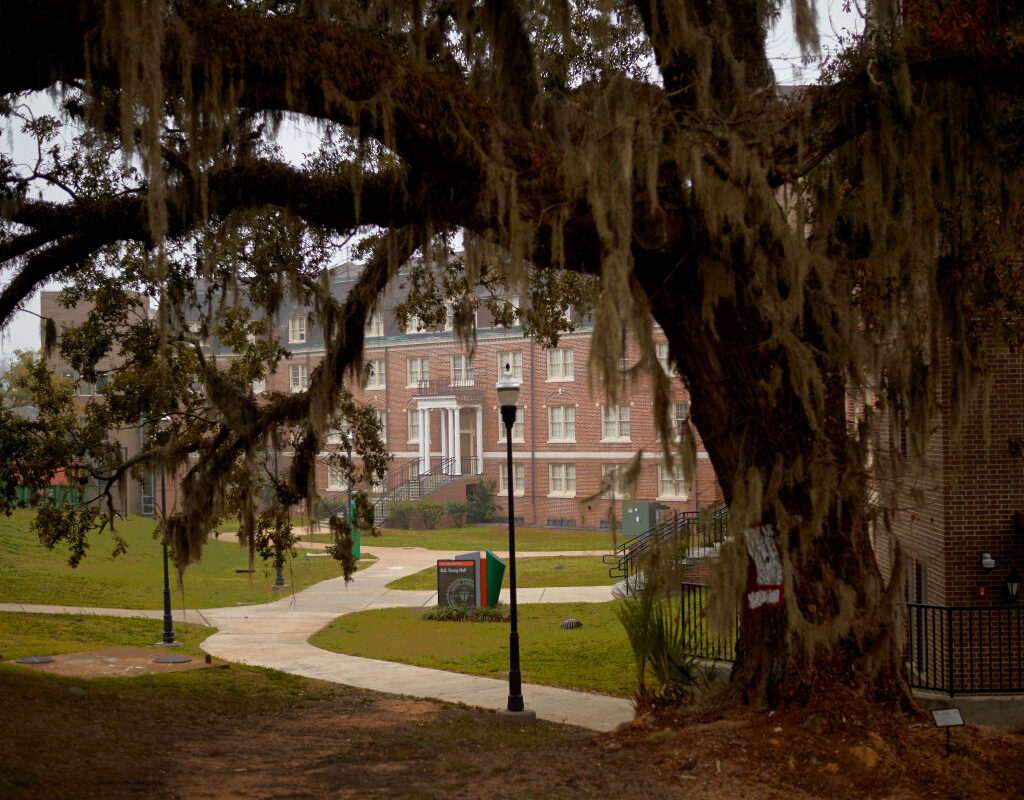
{"left": 439, "top": 408, "right": 448, "bottom": 466}
{"left": 476, "top": 406, "right": 484, "bottom": 474}
{"left": 453, "top": 407, "right": 462, "bottom": 475}
{"left": 424, "top": 408, "right": 432, "bottom": 472}
{"left": 419, "top": 408, "right": 429, "bottom": 473}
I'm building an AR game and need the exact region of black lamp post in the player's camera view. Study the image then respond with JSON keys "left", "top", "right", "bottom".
{"left": 159, "top": 461, "right": 176, "bottom": 644}
{"left": 496, "top": 363, "right": 534, "bottom": 721}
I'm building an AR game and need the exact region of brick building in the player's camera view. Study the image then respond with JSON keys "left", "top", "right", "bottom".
{"left": 871, "top": 337, "right": 1024, "bottom": 694}
{"left": 39, "top": 290, "right": 153, "bottom": 517}
{"left": 252, "top": 263, "right": 723, "bottom": 528}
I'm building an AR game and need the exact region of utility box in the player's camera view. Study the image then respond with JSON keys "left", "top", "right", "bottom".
{"left": 622, "top": 501, "right": 666, "bottom": 539}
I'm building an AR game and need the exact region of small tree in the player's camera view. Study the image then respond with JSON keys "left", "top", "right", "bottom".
{"left": 417, "top": 499, "right": 444, "bottom": 530}
{"left": 446, "top": 500, "right": 469, "bottom": 528}
{"left": 466, "top": 482, "right": 496, "bottom": 524}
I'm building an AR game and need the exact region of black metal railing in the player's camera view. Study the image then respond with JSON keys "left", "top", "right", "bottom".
{"left": 370, "top": 456, "right": 461, "bottom": 523}
{"left": 680, "top": 581, "right": 738, "bottom": 663}
{"left": 603, "top": 504, "right": 728, "bottom": 593}
{"left": 906, "top": 602, "right": 1024, "bottom": 695}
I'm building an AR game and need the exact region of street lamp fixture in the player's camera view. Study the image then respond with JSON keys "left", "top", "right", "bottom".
{"left": 496, "top": 362, "right": 534, "bottom": 722}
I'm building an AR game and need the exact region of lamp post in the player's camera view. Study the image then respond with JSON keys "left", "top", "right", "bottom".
{"left": 496, "top": 363, "right": 534, "bottom": 722}
{"left": 158, "top": 461, "right": 176, "bottom": 645}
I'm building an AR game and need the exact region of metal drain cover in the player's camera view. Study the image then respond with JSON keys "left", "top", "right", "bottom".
{"left": 15, "top": 655, "right": 55, "bottom": 664}
{"left": 560, "top": 618, "right": 583, "bottom": 629}
{"left": 153, "top": 655, "right": 192, "bottom": 664}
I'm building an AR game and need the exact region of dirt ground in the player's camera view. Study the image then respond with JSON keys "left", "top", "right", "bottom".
{"left": 2, "top": 651, "right": 1024, "bottom": 799}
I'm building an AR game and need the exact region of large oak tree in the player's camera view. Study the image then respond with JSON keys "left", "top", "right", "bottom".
{"left": 4, "top": 0, "right": 1024, "bottom": 709}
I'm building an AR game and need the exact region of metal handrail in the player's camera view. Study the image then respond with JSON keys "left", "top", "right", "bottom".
{"left": 604, "top": 504, "right": 728, "bottom": 593}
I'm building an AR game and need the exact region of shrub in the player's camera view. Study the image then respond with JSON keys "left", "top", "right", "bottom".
{"left": 418, "top": 499, "right": 445, "bottom": 529}
{"left": 387, "top": 500, "right": 417, "bottom": 529}
{"left": 445, "top": 500, "right": 469, "bottom": 528}
{"left": 466, "top": 481, "right": 497, "bottom": 523}
{"left": 421, "top": 603, "right": 510, "bottom": 622}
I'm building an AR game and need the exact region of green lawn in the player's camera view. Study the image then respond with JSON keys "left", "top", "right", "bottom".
{"left": 304, "top": 525, "right": 618, "bottom": 552}
{"left": 0, "top": 509, "right": 357, "bottom": 609}
{"left": 0, "top": 611, "right": 215, "bottom": 660}
{"left": 309, "top": 601, "right": 636, "bottom": 697}
{"left": 385, "top": 555, "right": 616, "bottom": 590}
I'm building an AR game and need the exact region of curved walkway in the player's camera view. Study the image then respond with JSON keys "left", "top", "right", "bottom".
{"left": 0, "top": 546, "right": 635, "bottom": 732}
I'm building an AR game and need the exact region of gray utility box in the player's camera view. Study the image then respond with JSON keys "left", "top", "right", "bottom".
{"left": 622, "top": 501, "right": 667, "bottom": 540}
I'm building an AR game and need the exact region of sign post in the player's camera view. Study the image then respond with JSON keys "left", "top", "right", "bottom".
{"left": 930, "top": 707, "right": 964, "bottom": 757}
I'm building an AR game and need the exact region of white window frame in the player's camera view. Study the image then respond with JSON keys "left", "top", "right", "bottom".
{"left": 289, "top": 364, "right": 308, "bottom": 393}
{"left": 327, "top": 463, "right": 346, "bottom": 491}
{"left": 406, "top": 357, "right": 429, "bottom": 387}
{"left": 658, "top": 464, "right": 689, "bottom": 500}
{"left": 373, "top": 409, "right": 387, "bottom": 444}
{"left": 498, "top": 415, "right": 525, "bottom": 444}
{"left": 450, "top": 354, "right": 475, "bottom": 385}
{"left": 672, "top": 401, "right": 689, "bottom": 439}
{"left": 548, "top": 405, "right": 576, "bottom": 442}
{"left": 601, "top": 404, "right": 631, "bottom": 441}
{"left": 365, "top": 310, "right": 384, "bottom": 338}
{"left": 546, "top": 348, "right": 574, "bottom": 381}
{"left": 601, "top": 464, "right": 629, "bottom": 500}
{"left": 499, "top": 462, "right": 525, "bottom": 496}
{"left": 498, "top": 351, "right": 523, "bottom": 380}
{"left": 407, "top": 410, "right": 420, "bottom": 443}
{"left": 366, "top": 358, "right": 386, "bottom": 389}
{"left": 657, "top": 342, "right": 678, "bottom": 376}
{"left": 549, "top": 463, "right": 577, "bottom": 497}
{"left": 405, "top": 314, "right": 426, "bottom": 334}
{"left": 288, "top": 315, "right": 307, "bottom": 344}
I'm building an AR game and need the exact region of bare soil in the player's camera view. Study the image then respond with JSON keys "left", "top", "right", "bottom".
{"left": 1, "top": 652, "right": 1023, "bottom": 799}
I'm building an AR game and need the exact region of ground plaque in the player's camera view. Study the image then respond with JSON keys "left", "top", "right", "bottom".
{"left": 437, "top": 560, "right": 478, "bottom": 607}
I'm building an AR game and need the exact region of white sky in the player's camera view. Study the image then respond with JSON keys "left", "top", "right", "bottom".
{"left": 0, "top": 1, "right": 862, "bottom": 369}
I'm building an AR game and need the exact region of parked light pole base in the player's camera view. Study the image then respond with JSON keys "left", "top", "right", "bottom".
{"left": 154, "top": 640, "right": 182, "bottom": 648}
{"left": 496, "top": 708, "right": 537, "bottom": 725}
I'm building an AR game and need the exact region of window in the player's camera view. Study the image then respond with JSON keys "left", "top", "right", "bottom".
{"left": 288, "top": 316, "right": 307, "bottom": 344}
{"left": 657, "top": 343, "right": 677, "bottom": 376}
{"left": 407, "top": 357, "right": 429, "bottom": 387}
{"left": 327, "top": 463, "right": 346, "bottom": 491}
{"left": 548, "top": 405, "right": 576, "bottom": 442}
{"left": 365, "top": 358, "right": 385, "bottom": 389}
{"left": 327, "top": 424, "right": 347, "bottom": 445}
{"left": 289, "top": 364, "right": 308, "bottom": 392}
{"left": 499, "top": 462, "right": 525, "bottom": 496}
{"left": 498, "top": 351, "right": 523, "bottom": 380}
{"left": 659, "top": 464, "right": 688, "bottom": 499}
{"left": 450, "top": 354, "right": 475, "bottom": 385}
{"left": 373, "top": 409, "right": 387, "bottom": 444}
{"left": 77, "top": 378, "right": 91, "bottom": 396}
{"left": 602, "top": 404, "right": 630, "bottom": 440}
{"left": 602, "top": 465, "right": 629, "bottom": 499}
{"left": 549, "top": 463, "right": 577, "bottom": 496}
{"left": 498, "top": 414, "right": 525, "bottom": 443}
{"left": 405, "top": 314, "right": 425, "bottom": 334}
{"left": 547, "top": 348, "right": 574, "bottom": 380}
{"left": 365, "top": 310, "right": 384, "bottom": 338}
{"left": 251, "top": 377, "right": 266, "bottom": 395}
{"left": 672, "top": 402, "right": 689, "bottom": 438}
{"left": 407, "top": 410, "right": 420, "bottom": 443}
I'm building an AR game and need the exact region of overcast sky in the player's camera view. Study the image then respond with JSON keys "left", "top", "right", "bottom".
{"left": 0, "top": 1, "right": 862, "bottom": 370}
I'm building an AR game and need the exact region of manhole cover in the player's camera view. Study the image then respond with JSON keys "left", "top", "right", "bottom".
{"left": 153, "top": 655, "right": 192, "bottom": 664}
{"left": 15, "top": 655, "right": 55, "bottom": 664}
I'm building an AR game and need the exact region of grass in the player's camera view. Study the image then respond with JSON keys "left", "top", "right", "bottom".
{"left": 309, "top": 600, "right": 636, "bottom": 697}
{"left": 0, "top": 509, "right": 358, "bottom": 609}
{"left": 303, "top": 525, "right": 618, "bottom": 552}
{"left": 385, "top": 555, "right": 617, "bottom": 590}
{"left": 0, "top": 611, "right": 215, "bottom": 660}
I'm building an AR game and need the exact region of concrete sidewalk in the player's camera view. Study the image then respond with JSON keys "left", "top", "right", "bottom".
{"left": 1, "top": 546, "right": 635, "bottom": 732}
